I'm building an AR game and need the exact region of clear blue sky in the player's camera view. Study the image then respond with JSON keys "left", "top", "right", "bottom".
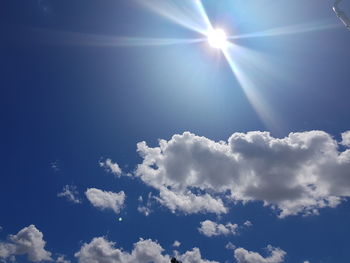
{"left": 1, "top": 0, "right": 350, "bottom": 263}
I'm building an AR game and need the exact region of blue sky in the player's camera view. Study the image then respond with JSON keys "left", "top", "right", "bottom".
{"left": 1, "top": 0, "right": 350, "bottom": 263}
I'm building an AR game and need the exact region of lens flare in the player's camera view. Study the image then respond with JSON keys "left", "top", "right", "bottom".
{"left": 207, "top": 28, "right": 228, "bottom": 49}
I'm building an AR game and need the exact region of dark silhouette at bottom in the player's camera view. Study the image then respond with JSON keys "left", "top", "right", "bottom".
{"left": 171, "top": 258, "right": 182, "bottom": 263}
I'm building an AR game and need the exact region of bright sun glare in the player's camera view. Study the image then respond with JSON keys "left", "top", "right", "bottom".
{"left": 207, "top": 28, "right": 228, "bottom": 49}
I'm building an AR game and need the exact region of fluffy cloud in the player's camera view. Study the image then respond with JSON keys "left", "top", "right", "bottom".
{"left": 75, "top": 236, "right": 216, "bottom": 263}
{"left": 173, "top": 241, "right": 181, "bottom": 247}
{"left": 56, "top": 255, "right": 71, "bottom": 263}
{"left": 0, "top": 225, "right": 52, "bottom": 262}
{"left": 176, "top": 248, "right": 218, "bottom": 263}
{"left": 198, "top": 220, "right": 238, "bottom": 237}
{"left": 234, "top": 245, "right": 286, "bottom": 263}
{"left": 341, "top": 131, "right": 350, "bottom": 147}
{"left": 100, "top": 158, "right": 122, "bottom": 177}
{"left": 135, "top": 131, "right": 350, "bottom": 217}
{"left": 156, "top": 188, "right": 227, "bottom": 214}
{"left": 85, "top": 188, "right": 125, "bottom": 214}
{"left": 57, "top": 185, "right": 82, "bottom": 204}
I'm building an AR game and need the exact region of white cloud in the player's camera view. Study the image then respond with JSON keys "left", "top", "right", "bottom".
{"left": 303, "top": 261, "right": 310, "bottom": 263}
{"left": 137, "top": 193, "right": 153, "bottom": 216}
{"left": 75, "top": 237, "right": 216, "bottom": 263}
{"left": 0, "top": 243, "right": 16, "bottom": 260}
{"left": 341, "top": 131, "right": 350, "bottom": 147}
{"left": 137, "top": 206, "right": 152, "bottom": 216}
{"left": 0, "top": 225, "right": 52, "bottom": 262}
{"left": 198, "top": 220, "right": 238, "bottom": 237}
{"left": 0, "top": 226, "right": 2, "bottom": 232}
{"left": 176, "top": 248, "right": 218, "bottom": 263}
{"left": 85, "top": 188, "right": 126, "bottom": 214}
{"left": 225, "top": 242, "right": 236, "bottom": 250}
{"left": 100, "top": 158, "right": 122, "bottom": 177}
{"left": 51, "top": 160, "right": 60, "bottom": 172}
{"left": 243, "top": 221, "right": 252, "bottom": 227}
{"left": 56, "top": 255, "right": 71, "bottom": 263}
{"left": 173, "top": 241, "right": 181, "bottom": 247}
{"left": 57, "top": 185, "right": 82, "bottom": 204}
{"left": 135, "top": 131, "right": 350, "bottom": 217}
{"left": 156, "top": 187, "right": 227, "bottom": 215}
{"left": 234, "top": 245, "right": 286, "bottom": 263}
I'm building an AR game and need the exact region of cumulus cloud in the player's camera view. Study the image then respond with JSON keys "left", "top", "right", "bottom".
{"left": 234, "top": 245, "right": 286, "bottom": 263}
{"left": 75, "top": 236, "right": 216, "bottom": 263}
{"left": 341, "top": 131, "right": 350, "bottom": 147}
{"left": 135, "top": 131, "right": 350, "bottom": 217}
{"left": 85, "top": 188, "right": 126, "bottom": 214}
{"left": 198, "top": 220, "right": 238, "bottom": 237}
{"left": 57, "top": 185, "right": 82, "bottom": 204}
{"left": 100, "top": 158, "right": 122, "bottom": 177}
{"left": 0, "top": 225, "right": 52, "bottom": 262}
{"left": 176, "top": 248, "right": 218, "bottom": 263}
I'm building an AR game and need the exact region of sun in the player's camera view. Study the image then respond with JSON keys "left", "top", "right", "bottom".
{"left": 207, "top": 28, "right": 228, "bottom": 49}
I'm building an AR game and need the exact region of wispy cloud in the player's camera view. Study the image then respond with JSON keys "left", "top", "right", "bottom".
{"left": 57, "top": 185, "right": 82, "bottom": 204}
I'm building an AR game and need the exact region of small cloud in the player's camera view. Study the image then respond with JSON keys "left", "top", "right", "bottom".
{"left": 243, "top": 220, "right": 252, "bottom": 227}
{"left": 85, "top": 188, "right": 126, "bottom": 215}
{"left": 57, "top": 185, "right": 82, "bottom": 204}
{"left": 341, "top": 131, "right": 350, "bottom": 147}
{"left": 0, "top": 226, "right": 3, "bottom": 232}
{"left": 198, "top": 220, "right": 238, "bottom": 237}
{"left": 225, "top": 242, "right": 236, "bottom": 250}
{"left": 234, "top": 245, "right": 286, "bottom": 263}
{"left": 99, "top": 158, "right": 122, "bottom": 177}
{"left": 137, "top": 193, "right": 153, "bottom": 216}
{"left": 51, "top": 160, "right": 60, "bottom": 172}
{"left": 137, "top": 206, "right": 152, "bottom": 216}
{"left": 56, "top": 255, "right": 71, "bottom": 263}
{"left": 173, "top": 241, "right": 181, "bottom": 247}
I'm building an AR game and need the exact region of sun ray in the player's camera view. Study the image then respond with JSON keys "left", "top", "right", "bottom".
{"left": 17, "top": 27, "right": 205, "bottom": 47}
{"left": 229, "top": 19, "right": 340, "bottom": 40}
{"left": 223, "top": 43, "right": 283, "bottom": 132}
{"left": 136, "top": 0, "right": 212, "bottom": 35}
